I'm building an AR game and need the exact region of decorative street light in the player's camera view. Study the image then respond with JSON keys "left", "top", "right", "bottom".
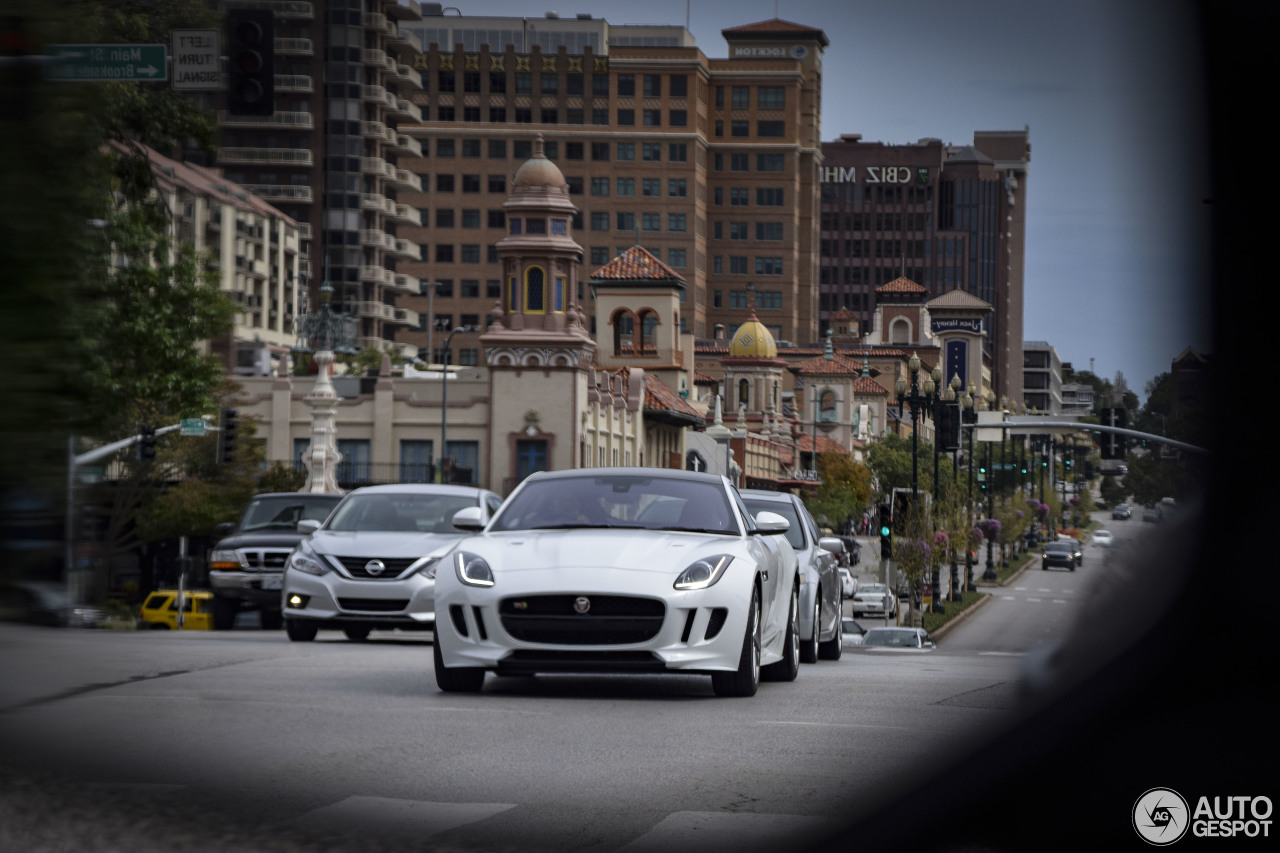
{"left": 895, "top": 353, "right": 939, "bottom": 613}
{"left": 293, "top": 277, "right": 359, "bottom": 493}
{"left": 983, "top": 389, "right": 998, "bottom": 581}
{"left": 438, "top": 326, "right": 464, "bottom": 484}
{"left": 962, "top": 382, "right": 978, "bottom": 592}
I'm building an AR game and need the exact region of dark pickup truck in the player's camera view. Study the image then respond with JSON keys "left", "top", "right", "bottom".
{"left": 207, "top": 492, "right": 342, "bottom": 629}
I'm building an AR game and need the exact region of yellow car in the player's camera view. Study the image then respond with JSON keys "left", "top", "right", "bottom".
{"left": 138, "top": 590, "right": 215, "bottom": 630}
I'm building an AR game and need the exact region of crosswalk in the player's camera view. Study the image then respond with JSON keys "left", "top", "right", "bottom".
{"left": 997, "top": 585, "right": 1074, "bottom": 605}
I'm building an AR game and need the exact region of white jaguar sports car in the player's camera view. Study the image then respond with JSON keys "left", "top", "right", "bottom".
{"left": 432, "top": 468, "right": 801, "bottom": 697}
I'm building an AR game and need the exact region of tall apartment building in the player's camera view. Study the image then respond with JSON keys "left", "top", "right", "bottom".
{"left": 818, "top": 130, "right": 1030, "bottom": 402}
{"left": 1023, "top": 340, "right": 1062, "bottom": 414}
{"left": 392, "top": 7, "right": 828, "bottom": 365}
{"left": 196, "top": 0, "right": 426, "bottom": 365}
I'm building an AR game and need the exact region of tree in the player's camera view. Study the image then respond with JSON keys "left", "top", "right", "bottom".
{"left": 805, "top": 453, "right": 873, "bottom": 532}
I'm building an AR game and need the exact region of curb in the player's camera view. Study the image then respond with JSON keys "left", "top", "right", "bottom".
{"left": 929, "top": 591, "right": 994, "bottom": 642}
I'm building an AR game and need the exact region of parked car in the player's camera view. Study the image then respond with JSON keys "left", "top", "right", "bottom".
{"left": 432, "top": 468, "right": 801, "bottom": 697}
{"left": 861, "top": 626, "right": 935, "bottom": 651}
{"left": 1111, "top": 503, "right": 1132, "bottom": 520}
{"left": 842, "top": 616, "right": 867, "bottom": 647}
{"left": 1143, "top": 505, "right": 1163, "bottom": 523}
{"left": 838, "top": 567, "right": 857, "bottom": 599}
{"left": 1041, "top": 541, "right": 1078, "bottom": 571}
{"left": 0, "top": 580, "right": 103, "bottom": 628}
{"left": 208, "top": 492, "right": 344, "bottom": 630}
{"left": 1091, "top": 530, "right": 1114, "bottom": 548}
{"left": 138, "top": 589, "right": 214, "bottom": 630}
{"left": 741, "top": 489, "right": 844, "bottom": 663}
{"left": 282, "top": 484, "right": 503, "bottom": 642}
{"left": 850, "top": 582, "right": 897, "bottom": 619}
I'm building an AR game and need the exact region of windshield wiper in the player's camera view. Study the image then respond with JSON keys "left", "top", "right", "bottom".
{"left": 663, "top": 525, "right": 733, "bottom": 535}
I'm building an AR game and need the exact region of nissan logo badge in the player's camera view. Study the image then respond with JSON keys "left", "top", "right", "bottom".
{"left": 573, "top": 596, "right": 591, "bottom": 614}
{"left": 364, "top": 559, "right": 386, "bottom": 577}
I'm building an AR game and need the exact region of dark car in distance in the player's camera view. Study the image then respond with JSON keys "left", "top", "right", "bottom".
{"left": 1111, "top": 503, "right": 1132, "bottom": 520}
{"left": 1041, "top": 541, "right": 1078, "bottom": 571}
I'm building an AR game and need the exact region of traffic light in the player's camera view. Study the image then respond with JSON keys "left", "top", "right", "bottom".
{"left": 978, "top": 462, "right": 987, "bottom": 491}
{"left": 227, "top": 9, "right": 274, "bottom": 116}
{"left": 221, "top": 408, "right": 239, "bottom": 461}
{"left": 138, "top": 424, "right": 156, "bottom": 461}
{"left": 939, "top": 401, "right": 961, "bottom": 451}
{"left": 878, "top": 504, "right": 892, "bottom": 559}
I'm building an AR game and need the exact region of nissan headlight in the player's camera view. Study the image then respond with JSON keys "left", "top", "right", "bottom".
{"left": 411, "top": 555, "right": 444, "bottom": 579}
{"left": 287, "top": 545, "right": 330, "bottom": 577}
{"left": 454, "top": 551, "right": 494, "bottom": 587}
{"left": 674, "top": 555, "right": 733, "bottom": 590}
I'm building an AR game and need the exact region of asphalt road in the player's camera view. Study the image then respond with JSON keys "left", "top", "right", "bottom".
{"left": 0, "top": 510, "right": 1169, "bottom": 853}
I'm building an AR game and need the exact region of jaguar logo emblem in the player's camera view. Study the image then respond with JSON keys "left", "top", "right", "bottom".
{"left": 573, "top": 596, "right": 591, "bottom": 614}
{"left": 364, "top": 559, "right": 386, "bottom": 577}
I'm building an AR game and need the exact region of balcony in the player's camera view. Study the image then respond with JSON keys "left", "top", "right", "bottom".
{"left": 296, "top": 223, "right": 312, "bottom": 240}
{"left": 274, "top": 74, "right": 313, "bottom": 93}
{"left": 390, "top": 168, "right": 422, "bottom": 191}
{"left": 217, "top": 148, "right": 313, "bottom": 166}
{"left": 389, "top": 97, "right": 422, "bottom": 122}
{"left": 388, "top": 237, "right": 421, "bottom": 259}
{"left": 359, "top": 265, "right": 394, "bottom": 285}
{"left": 386, "top": 63, "right": 422, "bottom": 90}
{"left": 217, "top": 110, "right": 314, "bottom": 129}
{"left": 241, "top": 184, "right": 314, "bottom": 203}
{"left": 359, "top": 301, "right": 396, "bottom": 322}
{"left": 390, "top": 306, "right": 421, "bottom": 327}
{"left": 360, "top": 119, "right": 390, "bottom": 140}
{"left": 360, "top": 335, "right": 392, "bottom": 351}
{"left": 390, "top": 203, "right": 421, "bottom": 226}
{"left": 360, "top": 192, "right": 395, "bottom": 215}
{"left": 359, "top": 228, "right": 395, "bottom": 250}
{"left": 361, "top": 84, "right": 394, "bottom": 107}
{"left": 388, "top": 132, "right": 422, "bottom": 158}
{"left": 361, "top": 48, "right": 389, "bottom": 67}
{"left": 386, "top": 25, "right": 422, "bottom": 55}
{"left": 385, "top": 0, "right": 422, "bottom": 21}
{"left": 390, "top": 273, "right": 419, "bottom": 294}
{"left": 274, "top": 38, "right": 314, "bottom": 55}
{"left": 359, "top": 156, "right": 396, "bottom": 180}
{"left": 218, "top": 1, "right": 313, "bottom": 20}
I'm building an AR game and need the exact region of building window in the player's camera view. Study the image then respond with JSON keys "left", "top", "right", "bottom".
{"left": 757, "top": 188, "right": 784, "bottom": 206}
{"left": 758, "top": 290, "right": 783, "bottom": 310}
{"left": 487, "top": 210, "right": 505, "bottom": 228}
{"left": 643, "top": 109, "right": 661, "bottom": 126}
{"left": 593, "top": 75, "right": 609, "bottom": 96}
{"left": 515, "top": 72, "right": 532, "bottom": 94}
{"left": 668, "top": 214, "right": 687, "bottom": 232}
{"left": 488, "top": 174, "right": 506, "bottom": 193}
{"left": 758, "top": 86, "right": 785, "bottom": 109}
{"left": 668, "top": 248, "right": 686, "bottom": 267}
{"left": 591, "top": 246, "right": 610, "bottom": 264}
{"left": 591, "top": 212, "right": 609, "bottom": 231}
{"left": 514, "top": 108, "right": 532, "bottom": 123}
{"left": 668, "top": 110, "right": 687, "bottom": 127}
{"left": 592, "top": 108, "right": 609, "bottom": 125}
{"left": 617, "top": 109, "right": 634, "bottom": 125}
{"left": 525, "top": 266, "right": 547, "bottom": 313}
{"left": 435, "top": 209, "right": 454, "bottom": 227}
{"left": 516, "top": 440, "right": 548, "bottom": 482}
{"left": 460, "top": 279, "right": 480, "bottom": 298}
{"left": 616, "top": 212, "right": 635, "bottom": 231}
{"left": 488, "top": 139, "right": 506, "bottom": 158}
{"left": 669, "top": 143, "right": 687, "bottom": 162}
{"left": 616, "top": 74, "right": 635, "bottom": 96}
{"left": 461, "top": 139, "right": 481, "bottom": 157}
{"left": 461, "top": 244, "right": 480, "bottom": 263}
{"left": 591, "top": 142, "right": 609, "bottom": 161}
{"left": 566, "top": 108, "right": 584, "bottom": 124}
{"left": 461, "top": 209, "right": 481, "bottom": 228}
{"left": 436, "top": 174, "right": 455, "bottom": 192}
{"left": 757, "top": 153, "right": 784, "bottom": 172}
{"left": 642, "top": 143, "right": 661, "bottom": 162}
{"left": 642, "top": 213, "right": 660, "bottom": 231}
{"left": 541, "top": 74, "right": 558, "bottom": 95}
{"left": 444, "top": 441, "right": 479, "bottom": 485}
{"left": 489, "top": 72, "right": 506, "bottom": 93}
{"left": 616, "top": 178, "right": 635, "bottom": 197}
{"left": 756, "top": 222, "right": 783, "bottom": 240}
{"left": 731, "top": 86, "right": 750, "bottom": 109}
{"left": 730, "top": 153, "right": 749, "bottom": 171}
{"left": 617, "top": 142, "right": 635, "bottom": 161}
{"left": 642, "top": 178, "right": 660, "bottom": 197}
{"left": 755, "top": 257, "right": 783, "bottom": 275}
{"left": 731, "top": 120, "right": 749, "bottom": 137}
{"left": 591, "top": 177, "right": 610, "bottom": 196}
{"left": 668, "top": 179, "right": 687, "bottom": 197}
{"left": 541, "top": 109, "right": 558, "bottom": 124}
{"left": 336, "top": 439, "right": 371, "bottom": 484}
{"left": 461, "top": 174, "right": 480, "bottom": 193}
{"left": 729, "top": 290, "right": 749, "bottom": 309}
{"left": 757, "top": 120, "right": 784, "bottom": 137}
{"left": 730, "top": 188, "right": 749, "bottom": 206}
{"left": 670, "top": 75, "right": 688, "bottom": 97}
{"left": 643, "top": 74, "right": 661, "bottom": 97}
{"left": 399, "top": 440, "right": 433, "bottom": 483}
{"left": 488, "top": 107, "right": 506, "bottom": 122}
{"left": 729, "top": 256, "right": 748, "bottom": 274}
{"left": 435, "top": 245, "right": 454, "bottom": 262}
{"left": 729, "top": 222, "right": 748, "bottom": 240}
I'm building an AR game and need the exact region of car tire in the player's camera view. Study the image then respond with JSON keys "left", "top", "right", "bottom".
{"left": 211, "top": 595, "right": 237, "bottom": 630}
{"left": 799, "top": 592, "right": 819, "bottom": 664}
{"left": 712, "top": 586, "right": 760, "bottom": 697}
{"left": 433, "top": 635, "right": 485, "bottom": 693}
{"left": 819, "top": 607, "right": 843, "bottom": 661}
{"left": 285, "top": 619, "right": 318, "bottom": 642}
{"left": 343, "top": 626, "right": 371, "bottom": 641}
{"left": 259, "top": 608, "right": 283, "bottom": 631}
{"left": 762, "top": 583, "right": 800, "bottom": 683}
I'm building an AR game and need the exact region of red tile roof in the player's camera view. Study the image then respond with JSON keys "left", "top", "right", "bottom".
{"left": 590, "top": 245, "right": 685, "bottom": 285}
{"left": 643, "top": 374, "right": 703, "bottom": 423}
{"left": 722, "top": 18, "right": 829, "bottom": 46}
{"left": 793, "top": 434, "right": 851, "bottom": 455}
{"left": 876, "top": 276, "right": 928, "bottom": 293}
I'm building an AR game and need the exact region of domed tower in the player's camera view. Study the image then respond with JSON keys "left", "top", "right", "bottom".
{"left": 482, "top": 135, "right": 596, "bottom": 483}
{"left": 721, "top": 311, "right": 786, "bottom": 430}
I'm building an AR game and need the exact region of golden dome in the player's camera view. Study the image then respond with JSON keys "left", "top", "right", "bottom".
{"left": 728, "top": 312, "right": 778, "bottom": 358}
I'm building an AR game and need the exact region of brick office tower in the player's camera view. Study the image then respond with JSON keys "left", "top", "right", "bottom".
{"left": 395, "top": 8, "right": 828, "bottom": 368}
{"left": 818, "top": 131, "right": 1030, "bottom": 403}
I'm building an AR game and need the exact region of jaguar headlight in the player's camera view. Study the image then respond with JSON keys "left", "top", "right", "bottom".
{"left": 454, "top": 551, "right": 494, "bottom": 587}
{"left": 674, "top": 555, "right": 733, "bottom": 590}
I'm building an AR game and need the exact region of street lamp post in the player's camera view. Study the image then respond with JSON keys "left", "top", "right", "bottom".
{"left": 293, "top": 278, "right": 359, "bottom": 493}
{"left": 983, "top": 391, "right": 998, "bottom": 581}
{"left": 963, "top": 384, "right": 977, "bottom": 592}
{"left": 423, "top": 281, "right": 442, "bottom": 365}
{"left": 438, "top": 326, "right": 464, "bottom": 484}
{"left": 895, "top": 353, "right": 938, "bottom": 615}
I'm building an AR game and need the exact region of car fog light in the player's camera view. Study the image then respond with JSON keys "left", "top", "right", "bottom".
{"left": 286, "top": 593, "right": 309, "bottom": 609}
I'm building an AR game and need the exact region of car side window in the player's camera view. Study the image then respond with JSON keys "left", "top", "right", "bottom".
{"left": 486, "top": 495, "right": 502, "bottom": 517}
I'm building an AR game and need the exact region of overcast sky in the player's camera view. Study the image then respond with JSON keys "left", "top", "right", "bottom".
{"left": 454, "top": 0, "right": 1212, "bottom": 398}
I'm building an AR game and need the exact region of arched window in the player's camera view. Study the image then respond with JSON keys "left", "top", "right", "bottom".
{"left": 525, "top": 266, "right": 546, "bottom": 313}
{"left": 738, "top": 379, "right": 750, "bottom": 410}
{"left": 640, "top": 311, "right": 658, "bottom": 353}
{"left": 890, "top": 317, "right": 912, "bottom": 345}
{"left": 819, "top": 389, "right": 837, "bottom": 422}
{"left": 614, "top": 311, "right": 635, "bottom": 355}
{"left": 507, "top": 275, "right": 519, "bottom": 312}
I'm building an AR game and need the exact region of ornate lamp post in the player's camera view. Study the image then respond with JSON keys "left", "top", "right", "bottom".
{"left": 962, "top": 382, "right": 977, "bottom": 592}
{"left": 293, "top": 279, "right": 359, "bottom": 493}
{"left": 983, "top": 390, "right": 998, "bottom": 581}
{"left": 895, "top": 353, "right": 939, "bottom": 612}
{"left": 438, "top": 326, "right": 464, "bottom": 483}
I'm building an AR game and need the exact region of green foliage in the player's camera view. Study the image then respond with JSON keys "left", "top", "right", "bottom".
{"left": 346, "top": 346, "right": 396, "bottom": 377}
{"left": 866, "top": 431, "right": 957, "bottom": 504}
{"left": 1098, "top": 474, "right": 1128, "bottom": 506}
{"left": 805, "top": 454, "right": 873, "bottom": 530}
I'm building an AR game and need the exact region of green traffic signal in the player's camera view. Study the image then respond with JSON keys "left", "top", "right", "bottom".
{"left": 879, "top": 524, "right": 891, "bottom": 537}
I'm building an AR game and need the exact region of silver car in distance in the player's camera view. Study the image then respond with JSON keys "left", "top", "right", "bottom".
{"left": 432, "top": 468, "right": 801, "bottom": 697}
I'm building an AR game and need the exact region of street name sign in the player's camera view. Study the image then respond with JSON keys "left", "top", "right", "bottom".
{"left": 180, "top": 419, "right": 208, "bottom": 437}
{"left": 171, "top": 29, "right": 220, "bottom": 91}
{"left": 46, "top": 44, "right": 168, "bottom": 82}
